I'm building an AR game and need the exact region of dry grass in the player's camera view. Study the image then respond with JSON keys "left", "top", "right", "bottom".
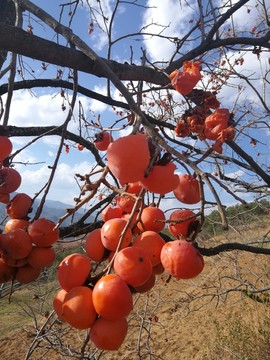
{"left": 0, "top": 217, "right": 270, "bottom": 360}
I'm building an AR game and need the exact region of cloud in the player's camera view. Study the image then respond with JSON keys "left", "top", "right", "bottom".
{"left": 141, "top": 0, "right": 196, "bottom": 62}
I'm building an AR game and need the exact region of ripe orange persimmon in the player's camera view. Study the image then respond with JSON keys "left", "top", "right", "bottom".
{"left": 168, "top": 209, "right": 196, "bottom": 238}
{"left": 137, "top": 206, "right": 165, "bottom": 233}
{"left": 101, "top": 218, "right": 132, "bottom": 251}
{"left": 133, "top": 271, "right": 156, "bottom": 293}
{"left": 15, "top": 264, "right": 41, "bottom": 283}
{"left": 160, "top": 239, "right": 204, "bottom": 279}
{"left": 113, "top": 246, "right": 152, "bottom": 287}
{"left": 2, "top": 255, "right": 28, "bottom": 267}
{"left": 90, "top": 317, "right": 128, "bottom": 350}
{"left": 126, "top": 181, "right": 143, "bottom": 195}
{"left": 57, "top": 253, "right": 91, "bottom": 291}
{"left": 94, "top": 131, "right": 113, "bottom": 151}
{"left": 140, "top": 162, "right": 179, "bottom": 195}
{"left": 106, "top": 133, "right": 150, "bottom": 184}
{"left": 0, "top": 167, "right": 21, "bottom": 194}
{"left": 62, "top": 286, "right": 97, "bottom": 329}
{"left": 0, "top": 136, "right": 13, "bottom": 161}
{"left": 1, "top": 229, "right": 32, "bottom": 260}
{"left": 53, "top": 288, "right": 67, "bottom": 321}
{"left": 101, "top": 205, "right": 123, "bottom": 222}
{"left": 27, "top": 246, "right": 56, "bottom": 268}
{"left": 203, "top": 108, "right": 230, "bottom": 141}
{"left": 116, "top": 195, "right": 136, "bottom": 213}
{"left": 4, "top": 218, "right": 29, "bottom": 233}
{"left": 6, "top": 193, "right": 32, "bottom": 219}
{"left": 170, "top": 61, "right": 202, "bottom": 95}
{"left": 92, "top": 274, "right": 133, "bottom": 320}
{"left": 28, "top": 218, "right": 59, "bottom": 247}
{"left": 84, "top": 228, "right": 107, "bottom": 262}
{"left": 173, "top": 174, "right": 200, "bottom": 204}
{"left": 132, "top": 231, "right": 165, "bottom": 266}
{"left": 0, "top": 258, "right": 16, "bottom": 283}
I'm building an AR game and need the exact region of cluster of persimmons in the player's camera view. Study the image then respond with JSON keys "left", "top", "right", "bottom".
{"left": 0, "top": 136, "right": 59, "bottom": 284}
{"left": 0, "top": 61, "right": 233, "bottom": 351}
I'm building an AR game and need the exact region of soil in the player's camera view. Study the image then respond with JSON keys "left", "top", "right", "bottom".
{"left": 1, "top": 218, "right": 270, "bottom": 360}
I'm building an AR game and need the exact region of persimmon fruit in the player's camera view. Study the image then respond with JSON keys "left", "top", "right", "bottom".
{"left": 132, "top": 231, "right": 165, "bottom": 266}
{"left": 168, "top": 209, "right": 196, "bottom": 238}
{"left": 53, "top": 288, "right": 67, "bottom": 322}
{"left": 140, "top": 162, "right": 179, "bottom": 195}
{"left": 4, "top": 218, "right": 29, "bottom": 233}
{"left": 106, "top": 133, "right": 150, "bottom": 184}
{"left": 0, "top": 167, "right": 21, "bottom": 194}
{"left": 92, "top": 274, "right": 133, "bottom": 320}
{"left": 84, "top": 228, "right": 107, "bottom": 262}
{"left": 28, "top": 218, "right": 59, "bottom": 247}
{"left": 90, "top": 317, "right": 128, "bottom": 350}
{"left": 0, "top": 258, "right": 16, "bottom": 283}
{"left": 62, "top": 286, "right": 97, "bottom": 329}
{"left": 101, "top": 218, "right": 132, "bottom": 251}
{"left": 113, "top": 246, "right": 152, "bottom": 287}
{"left": 27, "top": 246, "right": 56, "bottom": 269}
{"left": 15, "top": 264, "right": 41, "bottom": 283}
{"left": 160, "top": 239, "right": 204, "bottom": 279}
{"left": 0, "top": 136, "right": 13, "bottom": 161}
{"left": 173, "top": 174, "right": 200, "bottom": 204}
{"left": 57, "top": 253, "right": 91, "bottom": 291}
{"left": 137, "top": 206, "right": 165, "bottom": 233}
{"left": 1, "top": 229, "right": 32, "bottom": 260}
{"left": 6, "top": 193, "right": 32, "bottom": 219}
{"left": 94, "top": 131, "right": 113, "bottom": 151}
{"left": 133, "top": 271, "right": 156, "bottom": 294}
{"left": 101, "top": 205, "right": 123, "bottom": 222}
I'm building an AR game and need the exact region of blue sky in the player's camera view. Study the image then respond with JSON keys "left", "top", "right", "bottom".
{"left": 1, "top": 0, "right": 269, "bottom": 212}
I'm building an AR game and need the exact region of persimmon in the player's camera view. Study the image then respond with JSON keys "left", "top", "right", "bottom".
{"left": 113, "top": 246, "right": 152, "bottom": 287}
{"left": 0, "top": 167, "right": 21, "bottom": 194}
{"left": 90, "top": 317, "right": 128, "bottom": 350}
{"left": 137, "top": 206, "right": 166, "bottom": 233}
{"left": 28, "top": 218, "right": 59, "bottom": 247}
{"left": 0, "top": 258, "right": 16, "bottom": 283}
{"left": 6, "top": 193, "right": 32, "bottom": 219}
{"left": 106, "top": 133, "right": 150, "bottom": 184}
{"left": 160, "top": 239, "right": 204, "bottom": 279}
{"left": 202, "top": 108, "right": 230, "bottom": 141}
{"left": 92, "top": 274, "right": 133, "bottom": 320}
{"left": 168, "top": 209, "right": 196, "bottom": 238}
{"left": 4, "top": 218, "right": 29, "bottom": 233}
{"left": 101, "top": 218, "right": 132, "bottom": 251}
{"left": 94, "top": 131, "right": 113, "bottom": 151}
{"left": 174, "top": 120, "right": 190, "bottom": 138}
{"left": 101, "top": 205, "right": 123, "bottom": 222}
{"left": 173, "top": 174, "right": 200, "bottom": 204}
{"left": 116, "top": 195, "right": 136, "bottom": 213}
{"left": 57, "top": 253, "right": 91, "bottom": 292}
{"left": 15, "top": 264, "right": 41, "bottom": 283}
{"left": 121, "top": 212, "right": 141, "bottom": 235}
{"left": 133, "top": 271, "right": 156, "bottom": 293}
{"left": 132, "top": 231, "right": 165, "bottom": 266}
{"left": 126, "top": 181, "right": 143, "bottom": 195}
{"left": 27, "top": 246, "right": 56, "bottom": 268}
{"left": 53, "top": 288, "right": 67, "bottom": 322}
{"left": 0, "top": 136, "right": 13, "bottom": 161}
{"left": 1, "top": 229, "right": 32, "bottom": 260}
{"left": 0, "top": 193, "right": 10, "bottom": 204}
{"left": 140, "top": 162, "right": 179, "bottom": 195}
{"left": 84, "top": 228, "right": 107, "bottom": 262}
{"left": 170, "top": 61, "right": 202, "bottom": 95}
{"left": 62, "top": 286, "right": 97, "bottom": 329}
{"left": 2, "top": 255, "right": 28, "bottom": 268}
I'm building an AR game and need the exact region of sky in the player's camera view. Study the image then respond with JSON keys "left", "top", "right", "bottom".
{"left": 1, "top": 0, "right": 269, "bottom": 213}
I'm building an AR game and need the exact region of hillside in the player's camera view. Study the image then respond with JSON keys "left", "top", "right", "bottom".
{"left": 0, "top": 215, "right": 269, "bottom": 359}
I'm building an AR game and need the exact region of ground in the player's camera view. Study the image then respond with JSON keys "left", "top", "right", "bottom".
{"left": 0, "top": 218, "right": 270, "bottom": 360}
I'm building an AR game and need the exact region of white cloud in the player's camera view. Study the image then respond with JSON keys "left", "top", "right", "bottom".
{"left": 142, "top": 0, "right": 196, "bottom": 62}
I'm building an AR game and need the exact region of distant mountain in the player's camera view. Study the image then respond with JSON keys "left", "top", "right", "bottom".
{"left": 0, "top": 197, "right": 95, "bottom": 228}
